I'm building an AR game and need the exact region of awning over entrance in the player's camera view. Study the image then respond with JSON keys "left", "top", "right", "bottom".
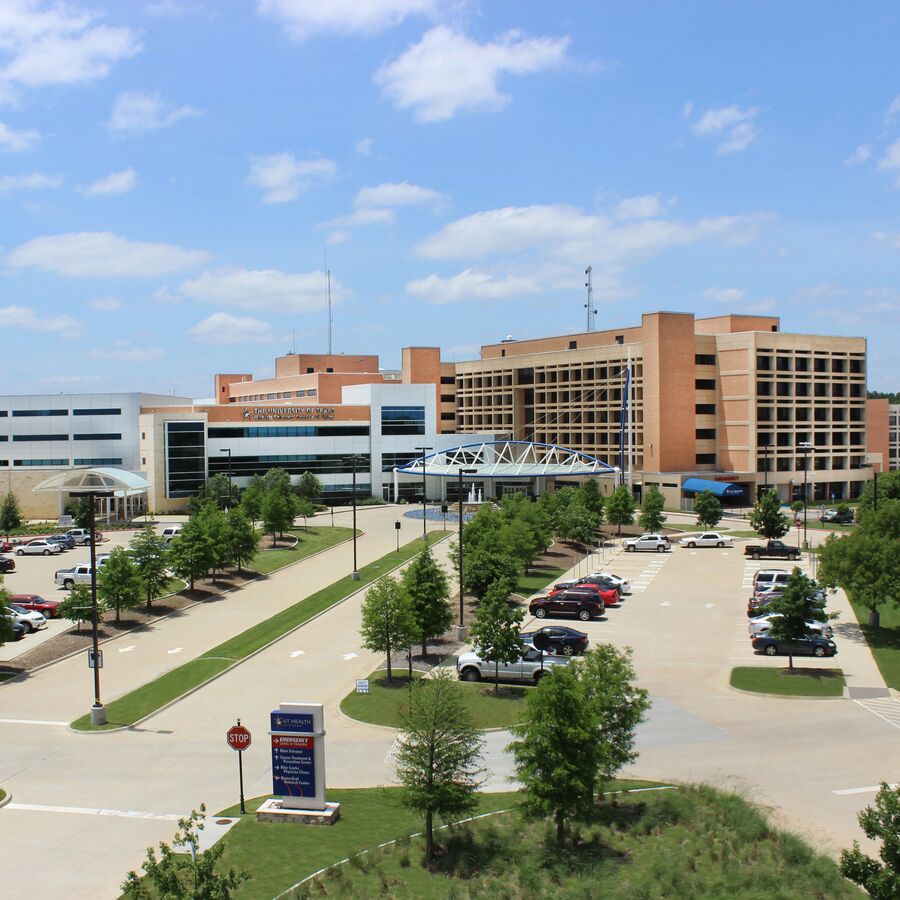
{"left": 682, "top": 477, "right": 745, "bottom": 498}
{"left": 33, "top": 467, "right": 151, "bottom": 522}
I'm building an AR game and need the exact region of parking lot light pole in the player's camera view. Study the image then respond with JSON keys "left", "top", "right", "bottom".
{"left": 220, "top": 448, "right": 233, "bottom": 508}
{"left": 345, "top": 454, "right": 363, "bottom": 580}
{"left": 415, "top": 446, "right": 433, "bottom": 542}
{"left": 456, "top": 467, "right": 477, "bottom": 641}
{"left": 87, "top": 491, "right": 105, "bottom": 726}
{"left": 798, "top": 441, "right": 812, "bottom": 552}
{"left": 763, "top": 440, "right": 770, "bottom": 493}
{"left": 861, "top": 462, "right": 879, "bottom": 513}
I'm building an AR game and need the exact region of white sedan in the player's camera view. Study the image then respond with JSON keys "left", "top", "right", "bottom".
{"left": 7, "top": 604, "right": 47, "bottom": 633}
{"left": 748, "top": 613, "right": 833, "bottom": 638}
{"left": 587, "top": 572, "right": 632, "bottom": 595}
{"left": 15, "top": 539, "right": 63, "bottom": 556}
{"left": 678, "top": 532, "right": 733, "bottom": 548}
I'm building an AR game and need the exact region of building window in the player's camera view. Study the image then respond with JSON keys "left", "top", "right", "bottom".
{"left": 165, "top": 421, "right": 206, "bottom": 499}
{"left": 568, "top": 340, "right": 577, "bottom": 350}
{"left": 73, "top": 408, "right": 121, "bottom": 416}
{"left": 695, "top": 379, "right": 716, "bottom": 390}
{"left": 74, "top": 457, "right": 123, "bottom": 466}
{"left": 74, "top": 433, "right": 122, "bottom": 441}
{"left": 695, "top": 354, "right": 716, "bottom": 366}
{"left": 440, "top": 376, "right": 455, "bottom": 385}
{"left": 12, "top": 409, "right": 67, "bottom": 417}
{"left": 326, "top": 367, "right": 334, "bottom": 373}
{"left": 0, "top": 411, "right": 6, "bottom": 417}
{"left": 441, "top": 412, "right": 456, "bottom": 421}
{"left": 440, "top": 394, "right": 455, "bottom": 402}
{"left": 0, "top": 436, "right": 6, "bottom": 442}
{"left": 207, "top": 453, "right": 371, "bottom": 479}
{"left": 695, "top": 453, "right": 716, "bottom": 464}
{"left": 695, "top": 403, "right": 716, "bottom": 415}
{"left": 14, "top": 458, "right": 68, "bottom": 466}
{"left": 696, "top": 429, "right": 717, "bottom": 440}
{"left": 12, "top": 434, "right": 67, "bottom": 442}
{"left": 381, "top": 406, "right": 425, "bottom": 435}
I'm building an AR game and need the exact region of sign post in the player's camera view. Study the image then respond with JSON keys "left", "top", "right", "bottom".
{"left": 394, "top": 520, "right": 401, "bottom": 552}
{"left": 226, "top": 720, "right": 252, "bottom": 815}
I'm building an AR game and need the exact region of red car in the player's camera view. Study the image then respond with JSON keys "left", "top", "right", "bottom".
{"left": 9, "top": 593, "right": 62, "bottom": 619}
{"left": 549, "top": 582, "right": 619, "bottom": 605}
{"left": 0, "top": 541, "right": 12, "bottom": 552}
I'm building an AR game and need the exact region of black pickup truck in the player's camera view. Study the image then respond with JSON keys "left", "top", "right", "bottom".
{"left": 743, "top": 540, "right": 801, "bottom": 560}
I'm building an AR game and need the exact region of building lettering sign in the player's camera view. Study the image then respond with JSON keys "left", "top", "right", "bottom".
{"left": 268, "top": 704, "right": 328, "bottom": 811}
{"left": 714, "top": 475, "right": 739, "bottom": 482}
{"left": 242, "top": 407, "right": 336, "bottom": 421}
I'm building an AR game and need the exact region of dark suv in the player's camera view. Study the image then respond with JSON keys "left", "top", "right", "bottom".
{"left": 529, "top": 590, "right": 605, "bottom": 622}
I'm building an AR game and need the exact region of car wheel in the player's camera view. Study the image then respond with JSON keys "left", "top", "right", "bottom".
{"left": 657, "top": 545, "right": 665, "bottom": 553}
{"left": 717, "top": 542, "right": 724, "bottom": 548}
{"left": 23, "top": 622, "right": 34, "bottom": 633}
{"left": 793, "top": 553, "right": 801, "bottom": 560}
{"left": 533, "top": 670, "right": 546, "bottom": 683}
{"left": 460, "top": 668, "right": 481, "bottom": 682}
{"left": 534, "top": 607, "right": 547, "bottom": 619}
{"left": 577, "top": 609, "right": 591, "bottom": 621}
{"left": 16, "top": 549, "right": 23, "bottom": 556}
{"left": 765, "top": 645, "right": 778, "bottom": 656}
{"left": 687, "top": 541, "right": 696, "bottom": 548}
{"left": 626, "top": 544, "right": 635, "bottom": 552}
{"left": 752, "top": 552, "right": 761, "bottom": 560}
{"left": 560, "top": 644, "right": 575, "bottom": 656}
{"left": 814, "top": 647, "right": 826, "bottom": 657}
{"left": 42, "top": 549, "right": 50, "bottom": 555}
{"left": 63, "top": 579, "right": 74, "bottom": 589}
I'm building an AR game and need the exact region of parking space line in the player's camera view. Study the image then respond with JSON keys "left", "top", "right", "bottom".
{"left": 0, "top": 718, "right": 69, "bottom": 727}
{"left": 6, "top": 802, "right": 181, "bottom": 821}
{"left": 833, "top": 782, "right": 898, "bottom": 796}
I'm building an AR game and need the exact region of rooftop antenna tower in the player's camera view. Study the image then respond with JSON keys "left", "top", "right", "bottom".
{"left": 584, "top": 265, "right": 596, "bottom": 332}
{"left": 325, "top": 248, "right": 333, "bottom": 354}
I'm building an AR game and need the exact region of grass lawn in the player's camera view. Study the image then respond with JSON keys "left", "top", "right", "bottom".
{"left": 71, "top": 533, "right": 450, "bottom": 731}
{"left": 515, "top": 565, "right": 568, "bottom": 596}
{"left": 0, "top": 672, "right": 15, "bottom": 683}
{"left": 340, "top": 669, "right": 530, "bottom": 729}
{"left": 730, "top": 666, "right": 845, "bottom": 697}
{"left": 275, "top": 785, "right": 858, "bottom": 899}
{"left": 727, "top": 530, "right": 764, "bottom": 539}
{"left": 0, "top": 788, "right": 5, "bottom": 802}
{"left": 848, "top": 596, "right": 900, "bottom": 690}
{"left": 251, "top": 526, "right": 355, "bottom": 575}
{"left": 160, "top": 577, "right": 186, "bottom": 597}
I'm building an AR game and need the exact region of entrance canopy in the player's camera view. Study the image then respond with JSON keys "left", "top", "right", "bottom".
{"left": 682, "top": 477, "right": 745, "bottom": 499}
{"left": 33, "top": 467, "right": 151, "bottom": 522}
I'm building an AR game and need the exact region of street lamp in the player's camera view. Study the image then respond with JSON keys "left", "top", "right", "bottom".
{"left": 415, "top": 446, "right": 433, "bottom": 542}
{"left": 345, "top": 454, "right": 364, "bottom": 580}
{"left": 86, "top": 491, "right": 105, "bottom": 725}
{"left": 797, "top": 441, "right": 812, "bottom": 550}
{"left": 456, "top": 467, "right": 478, "bottom": 640}
{"left": 220, "top": 448, "right": 233, "bottom": 508}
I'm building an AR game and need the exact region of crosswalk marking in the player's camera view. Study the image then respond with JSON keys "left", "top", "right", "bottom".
{"left": 854, "top": 697, "right": 900, "bottom": 730}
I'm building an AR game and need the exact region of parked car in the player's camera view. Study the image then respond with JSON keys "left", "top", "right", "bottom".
{"left": 587, "top": 571, "right": 632, "bottom": 595}
{"left": 565, "top": 574, "right": 624, "bottom": 597}
{"left": 456, "top": 646, "right": 570, "bottom": 684}
{"left": 6, "top": 604, "right": 46, "bottom": 633}
{"left": 743, "top": 540, "right": 801, "bottom": 560}
{"left": 161, "top": 525, "right": 183, "bottom": 544}
{"left": 623, "top": 533, "right": 671, "bottom": 552}
{"left": 55, "top": 561, "right": 108, "bottom": 588}
{"left": 16, "top": 539, "right": 63, "bottom": 556}
{"left": 748, "top": 613, "right": 833, "bottom": 638}
{"left": 748, "top": 585, "right": 826, "bottom": 618}
{"left": 751, "top": 634, "right": 837, "bottom": 658}
{"left": 548, "top": 581, "right": 619, "bottom": 605}
{"left": 0, "top": 540, "right": 13, "bottom": 552}
{"left": 9, "top": 593, "right": 61, "bottom": 619}
{"left": 66, "top": 528, "right": 103, "bottom": 546}
{"left": 530, "top": 590, "right": 605, "bottom": 621}
{"left": 820, "top": 508, "right": 854, "bottom": 524}
{"left": 47, "top": 534, "right": 75, "bottom": 550}
{"left": 752, "top": 569, "right": 789, "bottom": 592}
{"left": 9, "top": 620, "right": 26, "bottom": 641}
{"left": 678, "top": 532, "right": 733, "bottom": 548}
{"left": 0, "top": 556, "right": 15, "bottom": 574}
{"left": 520, "top": 626, "right": 589, "bottom": 656}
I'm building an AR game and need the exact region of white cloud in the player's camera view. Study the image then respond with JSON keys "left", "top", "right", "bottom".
{"left": 614, "top": 194, "right": 664, "bottom": 220}
{"left": 88, "top": 295, "right": 123, "bottom": 311}
{"left": 692, "top": 105, "right": 760, "bottom": 154}
{"left": 406, "top": 269, "right": 541, "bottom": 304}
{"left": 258, "top": 0, "right": 434, "bottom": 40}
{"left": 872, "top": 229, "right": 900, "bottom": 249}
{"left": 247, "top": 152, "right": 336, "bottom": 203}
{"left": 374, "top": 26, "right": 570, "bottom": 122}
{"left": 703, "top": 287, "right": 746, "bottom": 304}
{"left": 80, "top": 167, "right": 136, "bottom": 196}
{"left": 326, "top": 229, "right": 351, "bottom": 245}
{"left": 175, "top": 266, "right": 339, "bottom": 312}
{"left": 877, "top": 138, "right": 900, "bottom": 186}
{"left": 187, "top": 311, "right": 276, "bottom": 343}
{"left": 91, "top": 342, "right": 165, "bottom": 363}
{"left": 0, "top": 120, "right": 39, "bottom": 151}
{"left": 323, "top": 207, "right": 396, "bottom": 228}
{"left": 0, "top": 1, "right": 140, "bottom": 99}
{"left": 0, "top": 171, "right": 61, "bottom": 190}
{"left": 107, "top": 90, "right": 201, "bottom": 135}
{"left": 355, "top": 136, "right": 374, "bottom": 157}
{"left": 355, "top": 181, "right": 440, "bottom": 208}
{"left": 845, "top": 144, "right": 871, "bottom": 166}
{"left": 0, "top": 304, "right": 82, "bottom": 336}
{"left": 885, "top": 95, "right": 900, "bottom": 126}
{"left": 8, "top": 232, "right": 211, "bottom": 277}
{"left": 682, "top": 101, "right": 693, "bottom": 119}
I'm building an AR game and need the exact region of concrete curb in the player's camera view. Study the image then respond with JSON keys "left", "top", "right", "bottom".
{"left": 70, "top": 533, "right": 451, "bottom": 735}
{"left": 0, "top": 789, "right": 11, "bottom": 809}
{"left": 727, "top": 683, "right": 845, "bottom": 701}
{"left": 0, "top": 530, "right": 360, "bottom": 687}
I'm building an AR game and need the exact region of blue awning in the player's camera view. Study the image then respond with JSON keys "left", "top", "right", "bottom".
{"left": 682, "top": 477, "right": 745, "bottom": 498}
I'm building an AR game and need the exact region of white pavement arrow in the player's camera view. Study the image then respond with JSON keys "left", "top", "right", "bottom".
{"left": 704, "top": 603, "right": 715, "bottom": 608}
{"left": 290, "top": 650, "right": 305, "bottom": 658}
{"left": 660, "top": 601, "right": 672, "bottom": 607}
{"left": 342, "top": 652, "right": 358, "bottom": 660}
{"left": 119, "top": 645, "right": 136, "bottom": 653}
{"left": 167, "top": 647, "right": 183, "bottom": 655}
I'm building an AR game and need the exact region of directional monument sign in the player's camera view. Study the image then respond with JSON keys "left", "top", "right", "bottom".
{"left": 269, "top": 703, "right": 327, "bottom": 811}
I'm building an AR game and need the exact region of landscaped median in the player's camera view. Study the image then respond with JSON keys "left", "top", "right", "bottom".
{"left": 70, "top": 532, "right": 450, "bottom": 732}
{"left": 730, "top": 666, "right": 845, "bottom": 697}
{"left": 250, "top": 526, "right": 355, "bottom": 575}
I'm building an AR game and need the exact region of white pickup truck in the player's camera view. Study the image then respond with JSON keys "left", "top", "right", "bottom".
{"left": 55, "top": 557, "right": 109, "bottom": 588}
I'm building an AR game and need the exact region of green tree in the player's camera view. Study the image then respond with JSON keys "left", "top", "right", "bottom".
{"left": 58, "top": 583, "right": 98, "bottom": 632}
{"left": 693, "top": 490, "right": 723, "bottom": 529}
{"left": 580, "top": 478, "right": 606, "bottom": 520}
{"left": 462, "top": 546, "right": 521, "bottom": 602}
{"left": 840, "top": 782, "right": 900, "bottom": 900}
{"left": 122, "top": 805, "right": 250, "bottom": 899}
{"left": 167, "top": 520, "right": 215, "bottom": 591}
{"left": 360, "top": 576, "right": 417, "bottom": 684}
{"left": 605, "top": 484, "right": 636, "bottom": 535}
{"left": 194, "top": 502, "right": 230, "bottom": 580}
{"left": 129, "top": 528, "right": 170, "bottom": 610}
{"left": 401, "top": 546, "right": 452, "bottom": 657}
{"left": 858, "top": 470, "right": 900, "bottom": 520}
{"left": 462, "top": 504, "right": 505, "bottom": 555}
{"left": 0, "top": 578, "right": 15, "bottom": 645}
{"left": 188, "top": 473, "right": 233, "bottom": 513}
{"left": 261, "top": 490, "right": 293, "bottom": 546}
{"left": 467, "top": 578, "right": 524, "bottom": 694}
{"left": 500, "top": 517, "right": 539, "bottom": 572}
{"left": 394, "top": 669, "right": 485, "bottom": 862}
{"left": 66, "top": 496, "right": 94, "bottom": 529}
{"left": 297, "top": 470, "right": 323, "bottom": 503}
{"left": 764, "top": 568, "right": 834, "bottom": 671}
{"left": 750, "top": 489, "right": 791, "bottom": 539}
{"left": 239, "top": 476, "right": 266, "bottom": 523}
{"left": 262, "top": 467, "right": 295, "bottom": 504}
{"left": 295, "top": 498, "right": 315, "bottom": 532}
{"left": 0, "top": 492, "right": 23, "bottom": 538}
{"left": 555, "top": 494, "right": 599, "bottom": 547}
{"left": 638, "top": 485, "right": 667, "bottom": 532}
{"left": 98, "top": 547, "right": 143, "bottom": 624}
{"left": 225, "top": 508, "right": 259, "bottom": 574}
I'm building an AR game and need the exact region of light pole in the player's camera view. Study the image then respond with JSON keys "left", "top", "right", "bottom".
{"left": 798, "top": 441, "right": 812, "bottom": 550}
{"left": 87, "top": 491, "right": 105, "bottom": 725}
{"left": 415, "top": 446, "right": 433, "bottom": 542}
{"left": 345, "top": 454, "right": 363, "bottom": 580}
{"left": 762, "top": 440, "right": 770, "bottom": 494}
{"left": 220, "top": 448, "right": 233, "bottom": 508}
{"left": 456, "top": 467, "right": 477, "bottom": 640}
{"left": 861, "top": 463, "right": 879, "bottom": 513}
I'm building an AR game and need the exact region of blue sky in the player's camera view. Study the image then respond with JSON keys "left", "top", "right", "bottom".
{"left": 2, "top": 0, "right": 900, "bottom": 398}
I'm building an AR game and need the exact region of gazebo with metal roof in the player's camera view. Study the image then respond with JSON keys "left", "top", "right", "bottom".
{"left": 33, "top": 467, "right": 151, "bottom": 522}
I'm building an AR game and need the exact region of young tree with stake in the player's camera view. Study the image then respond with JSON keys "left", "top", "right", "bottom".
{"left": 0, "top": 492, "right": 23, "bottom": 539}
{"left": 261, "top": 490, "right": 293, "bottom": 546}
{"left": 605, "top": 485, "right": 636, "bottom": 535}
{"left": 225, "top": 508, "right": 259, "bottom": 574}
{"left": 693, "top": 490, "right": 723, "bottom": 528}
{"left": 98, "top": 547, "right": 143, "bottom": 624}
{"left": 467, "top": 578, "right": 524, "bottom": 694}
{"left": 400, "top": 546, "right": 452, "bottom": 657}
{"left": 638, "top": 484, "right": 667, "bottom": 532}
{"left": 360, "top": 576, "right": 417, "bottom": 684}
{"left": 129, "top": 528, "right": 170, "bottom": 610}
{"left": 750, "top": 489, "right": 791, "bottom": 539}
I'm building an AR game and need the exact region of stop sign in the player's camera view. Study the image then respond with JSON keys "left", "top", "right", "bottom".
{"left": 226, "top": 725, "right": 252, "bottom": 751}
